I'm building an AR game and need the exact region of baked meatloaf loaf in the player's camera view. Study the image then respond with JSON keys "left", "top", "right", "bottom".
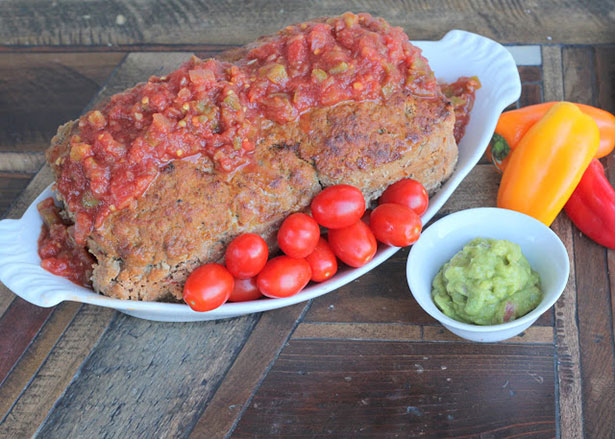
{"left": 44, "top": 12, "right": 477, "bottom": 302}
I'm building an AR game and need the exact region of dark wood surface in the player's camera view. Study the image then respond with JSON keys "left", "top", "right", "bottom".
{"left": 1, "top": 2, "right": 614, "bottom": 438}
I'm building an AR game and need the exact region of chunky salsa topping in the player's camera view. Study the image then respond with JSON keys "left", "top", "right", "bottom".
{"left": 52, "top": 12, "right": 446, "bottom": 244}
{"left": 37, "top": 198, "right": 95, "bottom": 287}
{"left": 441, "top": 76, "right": 481, "bottom": 143}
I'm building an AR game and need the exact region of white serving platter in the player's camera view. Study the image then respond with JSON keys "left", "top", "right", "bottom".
{"left": 0, "top": 30, "right": 521, "bottom": 321}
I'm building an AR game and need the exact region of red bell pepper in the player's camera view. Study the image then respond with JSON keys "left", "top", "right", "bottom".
{"left": 564, "top": 159, "right": 615, "bottom": 249}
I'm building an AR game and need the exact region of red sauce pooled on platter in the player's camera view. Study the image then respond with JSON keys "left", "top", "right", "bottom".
{"left": 37, "top": 198, "right": 94, "bottom": 286}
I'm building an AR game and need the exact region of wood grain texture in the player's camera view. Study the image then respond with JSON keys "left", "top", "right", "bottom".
{"left": 0, "top": 302, "right": 80, "bottom": 421}
{"left": 0, "top": 297, "right": 53, "bottom": 385}
{"left": 292, "top": 323, "right": 554, "bottom": 344}
{"left": 543, "top": 43, "right": 585, "bottom": 439}
{"left": 1, "top": 0, "right": 615, "bottom": 47}
{"left": 563, "top": 46, "right": 615, "bottom": 439}
{"left": 232, "top": 340, "right": 556, "bottom": 438}
{"left": 552, "top": 214, "right": 584, "bottom": 439}
{"left": 0, "top": 305, "right": 114, "bottom": 438}
{"left": 571, "top": 225, "right": 615, "bottom": 439}
{"left": 191, "top": 302, "right": 308, "bottom": 439}
{"left": 595, "top": 47, "right": 615, "bottom": 115}
{"left": 541, "top": 46, "right": 564, "bottom": 102}
{"left": 596, "top": 49, "right": 615, "bottom": 387}
{"left": 36, "top": 313, "right": 259, "bottom": 438}
{"left": 421, "top": 325, "right": 553, "bottom": 344}
{"left": 0, "top": 286, "right": 15, "bottom": 323}
{"left": 517, "top": 65, "right": 542, "bottom": 84}
{"left": 0, "top": 172, "right": 34, "bottom": 216}
{"left": 293, "top": 322, "right": 422, "bottom": 342}
{"left": 0, "top": 53, "right": 124, "bottom": 152}
{"left": 518, "top": 83, "right": 542, "bottom": 109}
{"left": 0, "top": 153, "right": 45, "bottom": 173}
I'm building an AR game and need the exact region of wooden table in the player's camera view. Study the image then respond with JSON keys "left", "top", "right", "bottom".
{"left": 1, "top": 2, "right": 614, "bottom": 437}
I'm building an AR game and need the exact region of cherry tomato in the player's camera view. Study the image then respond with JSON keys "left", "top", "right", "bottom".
{"left": 328, "top": 220, "right": 377, "bottom": 268}
{"left": 305, "top": 237, "right": 338, "bottom": 282}
{"left": 229, "top": 277, "right": 263, "bottom": 302}
{"left": 257, "top": 256, "right": 312, "bottom": 298}
{"left": 225, "top": 233, "right": 268, "bottom": 279}
{"left": 183, "top": 263, "right": 234, "bottom": 312}
{"left": 311, "top": 184, "right": 366, "bottom": 229}
{"left": 379, "top": 178, "right": 429, "bottom": 216}
{"left": 370, "top": 203, "right": 422, "bottom": 247}
{"left": 277, "top": 213, "right": 320, "bottom": 258}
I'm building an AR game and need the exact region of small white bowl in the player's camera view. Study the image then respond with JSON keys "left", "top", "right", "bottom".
{"left": 407, "top": 207, "right": 569, "bottom": 342}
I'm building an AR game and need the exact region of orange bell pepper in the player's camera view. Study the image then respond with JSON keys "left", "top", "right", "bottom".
{"left": 487, "top": 102, "right": 615, "bottom": 172}
{"left": 497, "top": 102, "right": 599, "bottom": 226}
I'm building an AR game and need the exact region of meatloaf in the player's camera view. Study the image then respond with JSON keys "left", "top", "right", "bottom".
{"left": 45, "top": 12, "right": 467, "bottom": 302}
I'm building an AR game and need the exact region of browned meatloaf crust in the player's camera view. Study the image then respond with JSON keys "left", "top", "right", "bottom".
{"left": 46, "top": 18, "right": 457, "bottom": 302}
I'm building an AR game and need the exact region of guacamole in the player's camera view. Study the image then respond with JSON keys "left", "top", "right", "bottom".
{"left": 432, "top": 238, "right": 542, "bottom": 325}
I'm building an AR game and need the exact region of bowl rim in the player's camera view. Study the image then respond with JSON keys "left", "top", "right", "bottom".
{"left": 406, "top": 207, "right": 570, "bottom": 333}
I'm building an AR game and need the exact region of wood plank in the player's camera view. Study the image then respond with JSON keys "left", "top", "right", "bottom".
{"left": 0, "top": 153, "right": 45, "bottom": 173}
{"left": 518, "top": 83, "right": 542, "bottom": 109}
{"left": 35, "top": 313, "right": 259, "bottom": 438}
{"left": 0, "top": 305, "right": 114, "bottom": 438}
{"left": 570, "top": 225, "right": 615, "bottom": 439}
{"left": 0, "top": 302, "right": 80, "bottom": 421}
{"left": 0, "top": 297, "right": 53, "bottom": 385}
{"left": 190, "top": 302, "right": 309, "bottom": 439}
{"left": 563, "top": 46, "right": 615, "bottom": 439}
{"left": 422, "top": 325, "right": 553, "bottom": 345}
{"left": 292, "top": 322, "right": 552, "bottom": 344}
{"left": 552, "top": 214, "right": 584, "bottom": 439}
{"left": 0, "top": 172, "right": 34, "bottom": 216}
{"left": 541, "top": 46, "right": 564, "bottom": 102}
{"left": 1, "top": 164, "right": 54, "bottom": 221}
{"left": 1, "top": 1, "right": 614, "bottom": 47}
{"left": 563, "top": 47, "right": 596, "bottom": 105}
{"left": 0, "top": 287, "right": 15, "bottom": 323}
{"left": 292, "top": 323, "right": 553, "bottom": 344}
{"left": 293, "top": 323, "right": 422, "bottom": 342}
{"left": 231, "top": 340, "right": 556, "bottom": 438}
{"left": 544, "top": 43, "right": 585, "bottom": 439}
{"left": 596, "top": 48, "right": 615, "bottom": 379}
{"left": 518, "top": 65, "right": 542, "bottom": 84}
{"left": 595, "top": 47, "right": 615, "bottom": 114}
{"left": 0, "top": 52, "right": 124, "bottom": 152}
{"left": 0, "top": 44, "right": 229, "bottom": 54}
